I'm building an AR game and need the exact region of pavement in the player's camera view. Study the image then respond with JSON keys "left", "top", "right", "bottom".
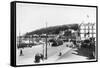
{"left": 16, "top": 42, "right": 95, "bottom": 65}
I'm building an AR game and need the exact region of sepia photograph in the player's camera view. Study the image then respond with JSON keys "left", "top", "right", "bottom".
{"left": 15, "top": 2, "right": 97, "bottom": 66}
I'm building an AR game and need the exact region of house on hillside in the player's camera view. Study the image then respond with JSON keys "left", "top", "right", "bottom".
{"left": 56, "top": 29, "right": 80, "bottom": 41}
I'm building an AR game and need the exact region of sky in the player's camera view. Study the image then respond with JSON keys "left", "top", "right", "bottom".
{"left": 16, "top": 3, "right": 96, "bottom": 36}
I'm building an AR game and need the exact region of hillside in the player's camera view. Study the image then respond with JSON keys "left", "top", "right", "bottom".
{"left": 25, "top": 24, "right": 79, "bottom": 35}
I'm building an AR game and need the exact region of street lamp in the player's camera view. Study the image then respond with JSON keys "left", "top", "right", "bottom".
{"left": 45, "top": 22, "right": 48, "bottom": 59}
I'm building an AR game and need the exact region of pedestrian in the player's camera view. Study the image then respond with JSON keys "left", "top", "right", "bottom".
{"left": 20, "top": 49, "right": 23, "bottom": 56}
{"left": 34, "top": 53, "right": 41, "bottom": 63}
{"left": 58, "top": 52, "right": 62, "bottom": 56}
{"left": 40, "top": 53, "right": 44, "bottom": 60}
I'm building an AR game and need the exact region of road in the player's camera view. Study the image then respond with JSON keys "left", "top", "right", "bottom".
{"left": 16, "top": 42, "right": 94, "bottom": 65}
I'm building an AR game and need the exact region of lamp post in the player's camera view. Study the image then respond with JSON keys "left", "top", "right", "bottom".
{"left": 45, "top": 22, "right": 48, "bottom": 59}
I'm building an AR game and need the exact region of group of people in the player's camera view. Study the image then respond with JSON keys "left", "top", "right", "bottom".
{"left": 34, "top": 53, "right": 44, "bottom": 63}
{"left": 19, "top": 49, "right": 44, "bottom": 63}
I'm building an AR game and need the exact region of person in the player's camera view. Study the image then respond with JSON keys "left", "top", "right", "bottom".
{"left": 34, "top": 53, "right": 41, "bottom": 63}
{"left": 20, "top": 49, "right": 23, "bottom": 56}
{"left": 40, "top": 53, "right": 44, "bottom": 60}
{"left": 88, "top": 41, "right": 95, "bottom": 59}
{"left": 58, "top": 52, "right": 62, "bottom": 56}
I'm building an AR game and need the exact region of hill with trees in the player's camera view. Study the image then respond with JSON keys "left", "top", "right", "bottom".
{"left": 25, "top": 24, "right": 79, "bottom": 35}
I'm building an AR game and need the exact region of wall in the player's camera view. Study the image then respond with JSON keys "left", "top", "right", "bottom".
{"left": 0, "top": 0, "right": 99, "bottom": 68}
